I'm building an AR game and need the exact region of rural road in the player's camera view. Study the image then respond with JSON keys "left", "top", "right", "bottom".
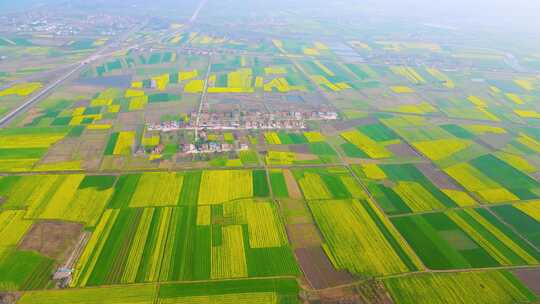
{"left": 0, "top": 0, "right": 209, "bottom": 128}
{"left": 0, "top": 21, "right": 147, "bottom": 128}
{"left": 190, "top": 0, "right": 208, "bottom": 24}
{"left": 0, "top": 62, "right": 86, "bottom": 127}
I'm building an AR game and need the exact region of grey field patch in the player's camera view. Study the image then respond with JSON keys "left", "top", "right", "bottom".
{"left": 289, "top": 144, "right": 311, "bottom": 154}
{"left": 512, "top": 268, "right": 540, "bottom": 295}
{"left": 416, "top": 162, "right": 462, "bottom": 190}
{"left": 479, "top": 133, "right": 514, "bottom": 149}
{"left": 387, "top": 142, "right": 419, "bottom": 157}
{"left": 76, "top": 75, "right": 133, "bottom": 88}
{"left": 18, "top": 221, "right": 84, "bottom": 260}
{"left": 439, "top": 229, "right": 478, "bottom": 250}
{"left": 327, "top": 117, "right": 379, "bottom": 131}
{"left": 295, "top": 246, "right": 354, "bottom": 289}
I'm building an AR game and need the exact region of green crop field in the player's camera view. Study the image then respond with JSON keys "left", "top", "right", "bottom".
{"left": 391, "top": 209, "right": 540, "bottom": 269}
{"left": 385, "top": 270, "right": 537, "bottom": 304}
{"left": 354, "top": 163, "right": 465, "bottom": 214}
{"left": 70, "top": 198, "right": 298, "bottom": 286}
{"left": 309, "top": 199, "right": 423, "bottom": 276}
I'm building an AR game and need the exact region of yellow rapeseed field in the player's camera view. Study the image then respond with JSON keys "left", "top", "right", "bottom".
{"left": 515, "top": 200, "right": 540, "bottom": 222}
{"left": 514, "top": 79, "right": 534, "bottom": 91}
{"left": 391, "top": 86, "right": 415, "bottom": 93}
{"left": 131, "top": 81, "right": 143, "bottom": 89}
{"left": 391, "top": 66, "right": 425, "bottom": 84}
{"left": 341, "top": 130, "right": 392, "bottom": 159}
{"left": 514, "top": 110, "right": 540, "bottom": 119}
{"left": 476, "top": 188, "right": 519, "bottom": 203}
{"left": 180, "top": 70, "right": 199, "bottom": 81}
{"left": 304, "top": 131, "right": 325, "bottom": 142}
{"left": 264, "top": 132, "right": 281, "bottom": 144}
{"left": 121, "top": 208, "right": 154, "bottom": 284}
{"left": 124, "top": 89, "right": 145, "bottom": 98}
{"left": 196, "top": 205, "right": 211, "bottom": 226}
{"left": 444, "top": 162, "right": 499, "bottom": 193}
{"left": 198, "top": 170, "right": 253, "bottom": 205}
{"left": 361, "top": 164, "right": 386, "bottom": 180}
{"left": 494, "top": 152, "right": 536, "bottom": 173}
{"left": 184, "top": 80, "right": 204, "bottom": 93}
{"left": 506, "top": 93, "right": 525, "bottom": 105}
{"left": 412, "top": 138, "right": 471, "bottom": 161}
{"left": 390, "top": 102, "right": 437, "bottom": 114}
{"left": 211, "top": 225, "right": 248, "bottom": 279}
{"left": 264, "top": 66, "right": 287, "bottom": 75}
{"left": 113, "top": 131, "right": 135, "bottom": 155}
{"left": 0, "top": 134, "right": 65, "bottom": 148}
{"left": 246, "top": 201, "right": 288, "bottom": 248}
{"left": 467, "top": 96, "right": 487, "bottom": 107}
{"left": 441, "top": 189, "right": 477, "bottom": 207}
{"left": 0, "top": 210, "right": 32, "bottom": 257}
{"left": 130, "top": 172, "right": 183, "bottom": 207}
{"left": 0, "top": 82, "right": 42, "bottom": 97}
{"left": 309, "top": 199, "right": 417, "bottom": 276}
{"left": 128, "top": 96, "right": 148, "bottom": 111}
{"left": 516, "top": 133, "right": 540, "bottom": 153}
{"left": 393, "top": 181, "right": 446, "bottom": 212}
{"left": 71, "top": 209, "right": 119, "bottom": 287}
{"left": 263, "top": 78, "right": 305, "bottom": 92}
{"left": 426, "top": 68, "right": 455, "bottom": 88}
{"left": 265, "top": 151, "right": 296, "bottom": 165}
{"left": 151, "top": 74, "right": 170, "bottom": 91}
{"left": 298, "top": 172, "right": 332, "bottom": 200}
{"left": 32, "top": 160, "right": 82, "bottom": 172}
{"left": 87, "top": 124, "right": 112, "bottom": 130}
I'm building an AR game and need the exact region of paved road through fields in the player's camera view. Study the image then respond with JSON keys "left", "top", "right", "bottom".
{"left": 0, "top": 0, "right": 208, "bottom": 128}
{"left": 0, "top": 21, "right": 147, "bottom": 128}
{"left": 0, "top": 63, "right": 84, "bottom": 127}
{"left": 190, "top": 0, "right": 207, "bottom": 24}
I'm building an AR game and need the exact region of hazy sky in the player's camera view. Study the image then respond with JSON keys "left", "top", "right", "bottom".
{"left": 369, "top": 0, "right": 540, "bottom": 23}
{"left": 2, "top": 0, "right": 540, "bottom": 30}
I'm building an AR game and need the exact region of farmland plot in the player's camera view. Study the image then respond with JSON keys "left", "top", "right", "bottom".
{"left": 491, "top": 202, "right": 540, "bottom": 247}
{"left": 18, "top": 284, "right": 158, "bottom": 304}
{"left": 37, "top": 175, "right": 115, "bottom": 227}
{"left": 0, "top": 249, "right": 54, "bottom": 291}
{"left": 157, "top": 278, "right": 299, "bottom": 304}
{"left": 391, "top": 209, "right": 540, "bottom": 269}
{"left": 129, "top": 172, "right": 184, "bottom": 207}
{"left": 380, "top": 118, "right": 487, "bottom": 166}
{"left": 0, "top": 127, "right": 70, "bottom": 172}
{"left": 0, "top": 202, "right": 53, "bottom": 291}
{"left": 445, "top": 154, "right": 540, "bottom": 203}
{"left": 354, "top": 163, "right": 464, "bottom": 214}
{"left": 198, "top": 170, "right": 254, "bottom": 204}
{"left": 0, "top": 210, "right": 33, "bottom": 258}
{"left": 71, "top": 200, "right": 297, "bottom": 287}
{"left": 309, "top": 199, "right": 423, "bottom": 276}
{"left": 293, "top": 167, "right": 367, "bottom": 200}
{"left": 0, "top": 174, "right": 116, "bottom": 227}
{"left": 385, "top": 270, "right": 537, "bottom": 304}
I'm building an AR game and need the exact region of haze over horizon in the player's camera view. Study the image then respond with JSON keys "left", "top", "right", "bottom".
{"left": 1, "top": 0, "right": 540, "bottom": 303}
{"left": 3, "top": 0, "right": 540, "bottom": 28}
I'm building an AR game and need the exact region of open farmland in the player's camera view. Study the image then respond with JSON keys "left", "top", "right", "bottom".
{"left": 353, "top": 163, "right": 471, "bottom": 214}
{"left": 17, "top": 278, "right": 299, "bottom": 303}
{"left": 308, "top": 199, "right": 423, "bottom": 276}
{"left": 70, "top": 201, "right": 298, "bottom": 286}
{"left": 385, "top": 270, "right": 537, "bottom": 304}
{"left": 391, "top": 209, "right": 540, "bottom": 269}
{"left": 1, "top": 0, "right": 540, "bottom": 303}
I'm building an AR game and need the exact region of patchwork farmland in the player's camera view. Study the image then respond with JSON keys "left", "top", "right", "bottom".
{"left": 1, "top": 0, "right": 540, "bottom": 303}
